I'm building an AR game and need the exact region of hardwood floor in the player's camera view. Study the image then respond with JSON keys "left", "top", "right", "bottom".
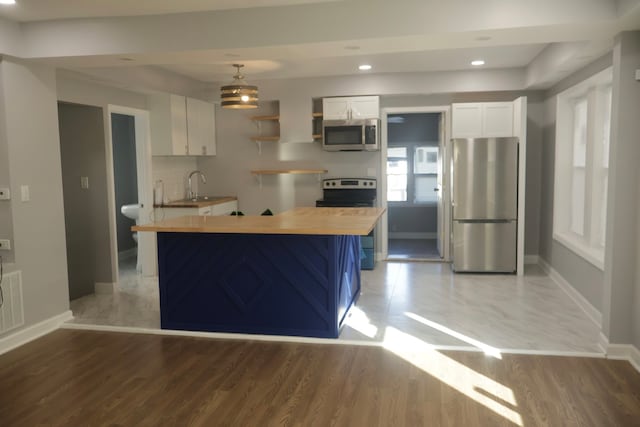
{"left": 1, "top": 330, "right": 639, "bottom": 427}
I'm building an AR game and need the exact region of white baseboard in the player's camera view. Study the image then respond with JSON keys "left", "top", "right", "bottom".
{"left": 0, "top": 310, "right": 74, "bottom": 356}
{"left": 388, "top": 232, "right": 437, "bottom": 239}
{"left": 598, "top": 332, "right": 609, "bottom": 353}
{"left": 607, "top": 344, "right": 640, "bottom": 373}
{"left": 539, "top": 257, "right": 602, "bottom": 327}
{"left": 118, "top": 248, "right": 137, "bottom": 262}
{"left": 524, "top": 255, "right": 539, "bottom": 265}
{"left": 95, "top": 282, "right": 116, "bottom": 294}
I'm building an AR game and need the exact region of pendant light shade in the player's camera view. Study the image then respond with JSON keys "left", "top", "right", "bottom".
{"left": 221, "top": 64, "right": 258, "bottom": 109}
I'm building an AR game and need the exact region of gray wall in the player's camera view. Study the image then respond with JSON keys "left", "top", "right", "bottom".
{"left": 0, "top": 59, "right": 70, "bottom": 333}
{"left": 111, "top": 113, "right": 138, "bottom": 253}
{"left": 197, "top": 101, "right": 379, "bottom": 214}
{"left": 58, "top": 102, "right": 112, "bottom": 300}
{"left": 388, "top": 113, "right": 440, "bottom": 235}
{"left": 0, "top": 60, "right": 14, "bottom": 263}
{"left": 602, "top": 31, "right": 640, "bottom": 346}
{"left": 537, "top": 56, "right": 612, "bottom": 313}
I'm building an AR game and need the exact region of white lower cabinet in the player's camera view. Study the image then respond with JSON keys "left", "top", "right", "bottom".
{"left": 154, "top": 200, "right": 238, "bottom": 220}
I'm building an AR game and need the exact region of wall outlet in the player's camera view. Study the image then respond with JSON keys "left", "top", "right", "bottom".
{"left": 0, "top": 188, "right": 10, "bottom": 200}
{"left": 0, "top": 239, "right": 11, "bottom": 250}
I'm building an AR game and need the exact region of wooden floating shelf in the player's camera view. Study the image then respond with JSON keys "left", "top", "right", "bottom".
{"left": 250, "top": 136, "right": 280, "bottom": 142}
{"left": 312, "top": 112, "right": 323, "bottom": 118}
{"left": 251, "top": 169, "right": 328, "bottom": 175}
{"left": 251, "top": 115, "right": 280, "bottom": 121}
{"left": 312, "top": 134, "right": 322, "bottom": 139}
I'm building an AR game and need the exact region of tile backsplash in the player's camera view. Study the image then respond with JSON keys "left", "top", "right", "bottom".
{"left": 151, "top": 156, "right": 198, "bottom": 203}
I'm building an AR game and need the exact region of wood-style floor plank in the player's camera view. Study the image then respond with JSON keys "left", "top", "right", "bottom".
{"left": 1, "top": 330, "right": 639, "bottom": 427}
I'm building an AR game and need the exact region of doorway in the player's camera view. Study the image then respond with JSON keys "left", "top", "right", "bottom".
{"left": 106, "top": 106, "right": 154, "bottom": 278}
{"left": 380, "top": 108, "right": 451, "bottom": 261}
{"left": 111, "top": 113, "right": 139, "bottom": 277}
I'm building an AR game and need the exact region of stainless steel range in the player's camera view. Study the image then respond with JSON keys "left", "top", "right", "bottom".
{"left": 316, "top": 178, "right": 377, "bottom": 269}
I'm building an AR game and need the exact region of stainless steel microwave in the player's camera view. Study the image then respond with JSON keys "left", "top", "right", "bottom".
{"left": 322, "top": 119, "right": 379, "bottom": 151}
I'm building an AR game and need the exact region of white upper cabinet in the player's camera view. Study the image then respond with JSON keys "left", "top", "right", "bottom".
{"left": 186, "top": 98, "right": 216, "bottom": 156}
{"left": 150, "top": 94, "right": 216, "bottom": 156}
{"left": 323, "top": 96, "right": 380, "bottom": 120}
{"left": 451, "top": 102, "right": 514, "bottom": 138}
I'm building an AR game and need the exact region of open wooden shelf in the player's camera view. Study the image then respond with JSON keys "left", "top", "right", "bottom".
{"left": 251, "top": 169, "right": 327, "bottom": 175}
{"left": 312, "top": 134, "right": 322, "bottom": 139}
{"left": 250, "top": 136, "right": 280, "bottom": 142}
{"left": 251, "top": 115, "right": 280, "bottom": 121}
{"left": 312, "top": 112, "right": 323, "bottom": 118}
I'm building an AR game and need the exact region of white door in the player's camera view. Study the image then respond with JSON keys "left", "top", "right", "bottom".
{"left": 436, "top": 113, "right": 445, "bottom": 257}
{"left": 322, "top": 98, "right": 350, "bottom": 120}
{"left": 349, "top": 96, "right": 380, "bottom": 119}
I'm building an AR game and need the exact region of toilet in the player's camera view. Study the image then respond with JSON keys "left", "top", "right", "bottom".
{"left": 120, "top": 204, "right": 141, "bottom": 271}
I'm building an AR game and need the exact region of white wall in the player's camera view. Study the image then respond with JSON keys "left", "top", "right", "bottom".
{"left": 0, "top": 59, "right": 70, "bottom": 332}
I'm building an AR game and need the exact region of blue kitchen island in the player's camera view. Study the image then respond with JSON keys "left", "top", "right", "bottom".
{"left": 134, "top": 207, "right": 384, "bottom": 338}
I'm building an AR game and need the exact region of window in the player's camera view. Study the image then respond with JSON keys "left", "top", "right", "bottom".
{"left": 387, "top": 145, "right": 438, "bottom": 204}
{"left": 553, "top": 68, "right": 612, "bottom": 269}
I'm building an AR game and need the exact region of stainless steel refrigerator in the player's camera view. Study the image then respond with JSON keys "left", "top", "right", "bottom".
{"left": 452, "top": 137, "right": 518, "bottom": 273}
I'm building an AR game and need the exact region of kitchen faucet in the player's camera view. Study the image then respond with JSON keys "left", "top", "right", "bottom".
{"left": 188, "top": 170, "right": 207, "bottom": 200}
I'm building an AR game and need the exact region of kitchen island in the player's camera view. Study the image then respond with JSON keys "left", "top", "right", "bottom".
{"left": 134, "top": 207, "right": 384, "bottom": 338}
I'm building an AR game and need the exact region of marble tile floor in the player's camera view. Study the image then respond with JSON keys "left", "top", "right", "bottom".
{"left": 68, "top": 260, "right": 602, "bottom": 354}
{"left": 388, "top": 238, "right": 441, "bottom": 260}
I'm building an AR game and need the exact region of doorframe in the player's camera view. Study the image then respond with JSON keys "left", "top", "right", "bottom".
{"left": 105, "top": 105, "right": 155, "bottom": 278}
{"left": 379, "top": 106, "right": 452, "bottom": 261}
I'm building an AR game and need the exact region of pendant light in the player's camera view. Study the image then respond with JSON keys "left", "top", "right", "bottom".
{"left": 220, "top": 64, "right": 258, "bottom": 109}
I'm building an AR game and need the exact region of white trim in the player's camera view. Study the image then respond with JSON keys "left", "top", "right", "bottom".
{"left": 514, "top": 96, "right": 527, "bottom": 277}
{"left": 389, "top": 232, "right": 437, "bottom": 239}
{"left": 94, "top": 282, "right": 116, "bottom": 294}
{"left": 0, "top": 311, "right": 74, "bottom": 356}
{"left": 607, "top": 344, "right": 640, "bottom": 373}
{"left": 553, "top": 232, "right": 605, "bottom": 270}
{"left": 524, "top": 255, "right": 539, "bottom": 265}
{"left": 598, "top": 331, "right": 609, "bottom": 353}
{"left": 60, "top": 322, "right": 605, "bottom": 358}
{"left": 118, "top": 247, "right": 136, "bottom": 262}
{"left": 380, "top": 106, "right": 451, "bottom": 262}
{"left": 539, "top": 257, "right": 602, "bottom": 327}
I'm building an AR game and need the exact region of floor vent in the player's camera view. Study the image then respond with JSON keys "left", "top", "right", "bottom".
{"left": 0, "top": 271, "right": 24, "bottom": 334}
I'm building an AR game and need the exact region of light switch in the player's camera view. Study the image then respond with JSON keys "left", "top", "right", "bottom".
{"left": 81, "top": 176, "right": 89, "bottom": 189}
{"left": 20, "top": 185, "right": 30, "bottom": 202}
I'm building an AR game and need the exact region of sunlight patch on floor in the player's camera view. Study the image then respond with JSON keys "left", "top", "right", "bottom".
{"left": 404, "top": 311, "right": 503, "bottom": 359}
{"left": 382, "top": 326, "right": 523, "bottom": 426}
{"left": 345, "top": 306, "right": 378, "bottom": 338}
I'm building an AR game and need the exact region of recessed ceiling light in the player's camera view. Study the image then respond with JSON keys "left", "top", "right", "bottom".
{"left": 358, "top": 64, "right": 372, "bottom": 71}
{"left": 471, "top": 60, "right": 485, "bottom": 66}
{"left": 0, "top": 0, "right": 16, "bottom": 4}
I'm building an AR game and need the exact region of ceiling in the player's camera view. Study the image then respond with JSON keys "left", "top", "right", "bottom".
{"left": 1, "top": 0, "right": 639, "bottom": 89}
{"left": 0, "top": 0, "right": 340, "bottom": 22}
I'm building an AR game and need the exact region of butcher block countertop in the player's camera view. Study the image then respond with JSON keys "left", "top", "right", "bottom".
{"left": 154, "top": 196, "right": 237, "bottom": 208}
{"left": 133, "top": 207, "right": 385, "bottom": 235}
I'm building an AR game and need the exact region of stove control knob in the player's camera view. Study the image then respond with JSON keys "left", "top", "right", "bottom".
{"left": 332, "top": 182, "right": 336, "bottom": 186}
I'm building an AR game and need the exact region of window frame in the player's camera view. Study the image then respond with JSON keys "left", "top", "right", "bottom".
{"left": 387, "top": 142, "right": 439, "bottom": 206}
{"left": 553, "top": 67, "right": 612, "bottom": 270}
